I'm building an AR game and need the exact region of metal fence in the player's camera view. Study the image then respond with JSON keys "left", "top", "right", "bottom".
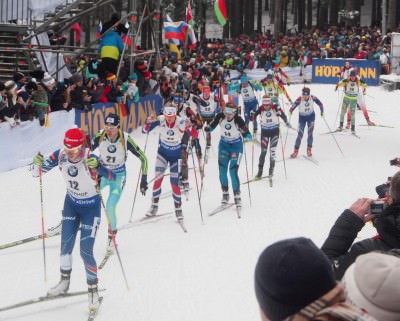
{"left": 0, "top": 0, "right": 30, "bottom": 25}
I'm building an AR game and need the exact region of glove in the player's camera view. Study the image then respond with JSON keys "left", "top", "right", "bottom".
{"left": 33, "top": 153, "right": 44, "bottom": 166}
{"left": 140, "top": 176, "right": 148, "bottom": 195}
{"left": 86, "top": 157, "right": 99, "bottom": 169}
{"left": 204, "top": 126, "right": 211, "bottom": 132}
{"left": 243, "top": 133, "right": 252, "bottom": 142}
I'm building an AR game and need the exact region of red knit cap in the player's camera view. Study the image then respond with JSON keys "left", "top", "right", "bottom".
{"left": 64, "top": 128, "right": 84, "bottom": 149}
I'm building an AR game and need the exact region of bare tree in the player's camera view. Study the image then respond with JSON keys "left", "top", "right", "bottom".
{"left": 388, "top": 0, "right": 397, "bottom": 30}
{"left": 273, "top": 0, "right": 283, "bottom": 37}
{"left": 307, "top": 0, "right": 313, "bottom": 29}
{"left": 244, "top": 0, "right": 255, "bottom": 36}
{"left": 257, "top": 0, "right": 263, "bottom": 33}
{"left": 328, "top": 0, "right": 339, "bottom": 25}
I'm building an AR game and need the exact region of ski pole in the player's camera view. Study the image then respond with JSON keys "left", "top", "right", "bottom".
{"left": 334, "top": 90, "right": 344, "bottom": 128}
{"left": 277, "top": 119, "right": 288, "bottom": 179}
{"left": 283, "top": 113, "right": 292, "bottom": 151}
{"left": 190, "top": 143, "right": 204, "bottom": 224}
{"left": 128, "top": 131, "right": 150, "bottom": 223}
{"left": 96, "top": 183, "right": 130, "bottom": 290}
{"left": 242, "top": 140, "right": 252, "bottom": 207}
{"left": 322, "top": 116, "right": 345, "bottom": 158}
{"left": 251, "top": 114, "right": 255, "bottom": 177}
{"left": 38, "top": 164, "right": 47, "bottom": 282}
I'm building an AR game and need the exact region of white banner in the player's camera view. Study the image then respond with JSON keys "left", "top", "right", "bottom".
{"left": 0, "top": 110, "right": 75, "bottom": 173}
{"left": 230, "top": 66, "right": 312, "bottom": 84}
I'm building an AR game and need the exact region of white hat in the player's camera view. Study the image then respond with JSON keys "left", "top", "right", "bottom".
{"left": 342, "top": 252, "right": 400, "bottom": 321}
{"left": 41, "top": 72, "right": 55, "bottom": 87}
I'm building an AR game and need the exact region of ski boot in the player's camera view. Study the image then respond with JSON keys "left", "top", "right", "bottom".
{"left": 234, "top": 190, "right": 242, "bottom": 208}
{"left": 88, "top": 284, "right": 100, "bottom": 311}
{"left": 146, "top": 197, "right": 159, "bottom": 217}
{"left": 351, "top": 125, "right": 356, "bottom": 134}
{"left": 255, "top": 165, "right": 263, "bottom": 180}
{"left": 106, "top": 231, "right": 116, "bottom": 254}
{"left": 175, "top": 202, "right": 184, "bottom": 222}
{"left": 221, "top": 187, "right": 229, "bottom": 204}
{"left": 47, "top": 271, "right": 71, "bottom": 297}
{"left": 337, "top": 122, "right": 343, "bottom": 132}
{"left": 268, "top": 160, "right": 275, "bottom": 177}
{"left": 290, "top": 148, "right": 299, "bottom": 159}
{"left": 307, "top": 147, "right": 312, "bottom": 157}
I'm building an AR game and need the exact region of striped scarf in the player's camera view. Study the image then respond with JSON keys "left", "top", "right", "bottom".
{"left": 284, "top": 284, "right": 377, "bottom": 321}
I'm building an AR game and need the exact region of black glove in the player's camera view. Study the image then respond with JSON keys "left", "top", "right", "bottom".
{"left": 140, "top": 175, "right": 148, "bottom": 195}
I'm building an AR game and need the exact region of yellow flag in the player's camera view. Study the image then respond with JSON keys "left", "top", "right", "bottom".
{"left": 169, "top": 42, "right": 181, "bottom": 60}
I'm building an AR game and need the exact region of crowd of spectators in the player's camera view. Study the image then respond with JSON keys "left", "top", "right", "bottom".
{"left": 0, "top": 21, "right": 396, "bottom": 127}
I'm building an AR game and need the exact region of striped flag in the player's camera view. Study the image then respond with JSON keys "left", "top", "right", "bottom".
{"left": 214, "top": 0, "right": 227, "bottom": 26}
{"left": 97, "top": 21, "right": 102, "bottom": 38}
{"left": 164, "top": 21, "right": 189, "bottom": 42}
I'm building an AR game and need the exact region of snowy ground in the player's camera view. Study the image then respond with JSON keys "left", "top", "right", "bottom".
{"left": 1, "top": 84, "right": 400, "bottom": 321}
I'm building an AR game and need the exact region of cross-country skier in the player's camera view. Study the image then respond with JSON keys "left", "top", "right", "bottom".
{"left": 91, "top": 113, "right": 148, "bottom": 253}
{"left": 335, "top": 70, "right": 367, "bottom": 133}
{"left": 32, "top": 128, "right": 114, "bottom": 313}
{"left": 251, "top": 96, "right": 290, "bottom": 179}
{"left": 289, "top": 87, "right": 324, "bottom": 158}
{"left": 143, "top": 103, "right": 186, "bottom": 221}
{"left": 192, "top": 85, "right": 221, "bottom": 161}
{"left": 272, "top": 63, "right": 292, "bottom": 104}
{"left": 261, "top": 71, "right": 282, "bottom": 105}
{"left": 204, "top": 102, "right": 252, "bottom": 209}
{"left": 240, "top": 75, "right": 259, "bottom": 133}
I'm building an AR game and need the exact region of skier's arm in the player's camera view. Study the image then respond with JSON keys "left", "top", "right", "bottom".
{"left": 142, "top": 118, "right": 160, "bottom": 134}
{"left": 207, "top": 113, "right": 224, "bottom": 131}
{"left": 276, "top": 105, "right": 288, "bottom": 123}
{"left": 127, "top": 136, "right": 149, "bottom": 176}
{"left": 91, "top": 132, "right": 101, "bottom": 151}
{"left": 32, "top": 150, "right": 61, "bottom": 176}
{"left": 289, "top": 96, "right": 301, "bottom": 113}
{"left": 311, "top": 95, "right": 324, "bottom": 115}
{"left": 235, "top": 115, "right": 251, "bottom": 136}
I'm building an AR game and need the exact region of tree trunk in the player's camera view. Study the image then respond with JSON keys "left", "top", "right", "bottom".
{"left": 173, "top": 0, "right": 186, "bottom": 21}
{"left": 270, "top": 0, "right": 275, "bottom": 24}
{"left": 273, "top": 0, "right": 283, "bottom": 38}
{"left": 293, "top": 0, "right": 297, "bottom": 25}
{"left": 257, "top": 0, "right": 263, "bottom": 33}
{"left": 265, "top": 0, "right": 269, "bottom": 11}
{"left": 388, "top": 0, "right": 397, "bottom": 30}
{"left": 223, "top": 0, "right": 230, "bottom": 38}
{"left": 328, "top": 0, "right": 339, "bottom": 25}
{"left": 244, "top": 0, "right": 255, "bottom": 36}
{"left": 297, "top": 0, "right": 305, "bottom": 32}
{"left": 316, "top": 0, "right": 320, "bottom": 25}
{"left": 307, "top": 0, "right": 312, "bottom": 28}
{"left": 283, "top": 0, "right": 288, "bottom": 33}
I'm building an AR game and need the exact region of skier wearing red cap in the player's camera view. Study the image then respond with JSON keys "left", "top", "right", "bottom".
{"left": 272, "top": 64, "right": 292, "bottom": 104}
{"left": 32, "top": 127, "right": 114, "bottom": 314}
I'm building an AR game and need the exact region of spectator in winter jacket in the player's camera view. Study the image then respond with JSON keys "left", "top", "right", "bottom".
{"left": 254, "top": 237, "right": 376, "bottom": 321}
{"left": 97, "top": 17, "right": 124, "bottom": 81}
{"left": 321, "top": 170, "right": 400, "bottom": 280}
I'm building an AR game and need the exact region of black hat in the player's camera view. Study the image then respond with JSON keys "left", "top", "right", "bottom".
{"left": 105, "top": 113, "right": 120, "bottom": 127}
{"left": 254, "top": 237, "right": 336, "bottom": 321}
{"left": 13, "top": 72, "right": 25, "bottom": 83}
{"left": 30, "top": 69, "right": 45, "bottom": 81}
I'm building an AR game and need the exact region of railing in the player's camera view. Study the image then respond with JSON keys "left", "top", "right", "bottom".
{"left": 0, "top": 0, "right": 30, "bottom": 25}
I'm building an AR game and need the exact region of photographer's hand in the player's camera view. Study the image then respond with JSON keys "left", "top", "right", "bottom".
{"left": 349, "top": 198, "right": 375, "bottom": 223}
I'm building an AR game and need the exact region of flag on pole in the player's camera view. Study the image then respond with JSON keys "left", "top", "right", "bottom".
{"left": 169, "top": 42, "right": 181, "bottom": 60}
{"left": 186, "top": 2, "right": 193, "bottom": 26}
{"left": 214, "top": 0, "right": 227, "bottom": 26}
{"left": 97, "top": 21, "right": 102, "bottom": 38}
{"left": 164, "top": 21, "right": 189, "bottom": 42}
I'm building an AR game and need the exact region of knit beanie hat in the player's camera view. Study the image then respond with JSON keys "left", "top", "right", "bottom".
{"left": 42, "top": 72, "right": 55, "bottom": 87}
{"left": 254, "top": 237, "right": 336, "bottom": 321}
{"left": 105, "top": 113, "right": 120, "bottom": 127}
{"left": 343, "top": 252, "right": 400, "bottom": 321}
{"left": 64, "top": 128, "right": 84, "bottom": 149}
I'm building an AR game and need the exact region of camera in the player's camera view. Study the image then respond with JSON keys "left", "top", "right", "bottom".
{"left": 390, "top": 158, "right": 399, "bottom": 166}
{"left": 369, "top": 200, "right": 387, "bottom": 215}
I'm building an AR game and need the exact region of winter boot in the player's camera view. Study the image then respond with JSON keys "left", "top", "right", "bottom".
{"left": 146, "top": 197, "right": 159, "bottom": 217}
{"left": 174, "top": 202, "right": 183, "bottom": 221}
{"left": 307, "top": 147, "right": 312, "bottom": 157}
{"left": 234, "top": 190, "right": 242, "bottom": 208}
{"left": 106, "top": 231, "right": 116, "bottom": 254}
{"left": 221, "top": 187, "right": 229, "bottom": 204}
{"left": 268, "top": 160, "right": 275, "bottom": 177}
{"left": 88, "top": 284, "right": 100, "bottom": 311}
{"left": 47, "top": 271, "right": 71, "bottom": 297}
{"left": 290, "top": 148, "right": 299, "bottom": 159}
{"left": 255, "top": 165, "right": 263, "bottom": 180}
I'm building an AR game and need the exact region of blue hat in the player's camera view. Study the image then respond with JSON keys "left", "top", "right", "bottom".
{"left": 105, "top": 113, "right": 120, "bottom": 127}
{"left": 240, "top": 76, "right": 248, "bottom": 83}
{"left": 129, "top": 73, "right": 138, "bottom": 80}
